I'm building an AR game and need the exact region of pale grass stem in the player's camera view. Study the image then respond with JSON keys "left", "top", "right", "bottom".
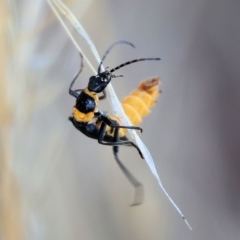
{"left": 47, "top": 0, "right": 192, "bottom": 229}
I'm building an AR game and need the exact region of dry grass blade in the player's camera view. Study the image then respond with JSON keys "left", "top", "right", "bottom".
{"left": 47, "top": 0, "right": 191, "bottom": 229}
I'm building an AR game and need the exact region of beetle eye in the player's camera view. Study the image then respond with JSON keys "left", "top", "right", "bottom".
{"left": 100, "top": 72, "right": 110, "bottom": 82}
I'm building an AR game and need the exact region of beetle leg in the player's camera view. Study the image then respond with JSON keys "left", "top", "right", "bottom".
{"left": 113, "top": 128, "right": 144, "bottom": 206}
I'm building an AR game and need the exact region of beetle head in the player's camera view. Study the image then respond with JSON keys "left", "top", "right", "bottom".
{"left": 87, "top": 71, "right": 112, "bottom": 93}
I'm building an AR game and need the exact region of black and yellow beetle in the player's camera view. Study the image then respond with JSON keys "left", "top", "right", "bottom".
{"left": 68, "top": 41, "right": 160, "bottom": 205}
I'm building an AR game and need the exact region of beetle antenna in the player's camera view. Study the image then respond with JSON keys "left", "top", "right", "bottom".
{"left": 69, "top": 52, "right": 84, "bottom": 97}
{"left": 110, "top": 58, "right": 161, "bottom": 73}
{"left": 111, "top": 74, "right": 124, "bottom": 78}
{"left": 98, "top": 40, "right": 135, "bottom": 74}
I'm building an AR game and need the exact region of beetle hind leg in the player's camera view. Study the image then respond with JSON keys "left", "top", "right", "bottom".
{"left": 113, "top": 128, "right": 144, "bottom": 206}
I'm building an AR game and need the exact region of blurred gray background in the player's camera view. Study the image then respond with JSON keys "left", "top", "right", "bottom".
{"left": 1, "top": 0, "right": 240, "bottom": 239}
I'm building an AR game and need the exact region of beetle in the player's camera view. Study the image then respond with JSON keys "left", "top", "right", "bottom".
{"left": 68, "top": 41, "right": 160, "bottom": 205}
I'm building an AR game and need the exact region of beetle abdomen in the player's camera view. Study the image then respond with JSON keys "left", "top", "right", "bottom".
{"left": 122, "top": 77, "right": 160, "bottom": 126}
